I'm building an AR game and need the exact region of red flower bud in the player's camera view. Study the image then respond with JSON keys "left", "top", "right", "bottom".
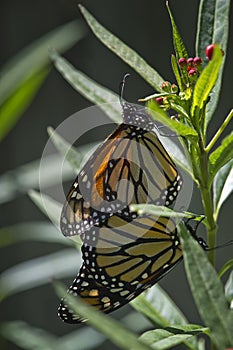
{"left": 178, "top": 58, "right": 187, "bottom": 67}
{"left": 155, "top": 97, "right": 164, "bottom": 105}
{"left": 193, "top": 57, "right": 202, "bottom": 66}
{"left": 188, "top": 68, "right": 197, "bottom": 76}
{"left": 206, "top": 44, "right": 215, "bottom": 60}
{"left": 187, "top": 57, "right": 194, "bottom": 66}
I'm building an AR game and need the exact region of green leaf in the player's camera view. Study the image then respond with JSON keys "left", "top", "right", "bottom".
{"left": 225, "top": 271, "right": 233, "bottom": 305}
{"left": 0, "top": 222, "right": 72, "bottom": 248}
{"left": 196, "top": 0, "right": 231, "bottom": 122}
{"left": 1, "top": 321, "right": 106, "bottom": 350}
{"left": 0, "top": 20, "right": 86, "bottom": 106}
{"left": 219, "top": 260, "right": 233, "bottom": 278}
{"left": 209, "top": 134, "right": 233, "bottom": 184}
{"left": 0, "top": 141, "right": 96, "bottom": 205}
{"left": 0, "top": 154, "right": 74, "bottom": 204}
{"left": 0, "top": 321, "right": 56, "bottom": 350}
{"left": 0, "top": 249, "right": 80, "bottom": 300}
{"left": 213, "top": 159, "right": 233, "bottom": 218}
{"left": 191, "top": 45, "right": 223, "bottom": 120}
{"left": 148, "top": 100, "right": 198, "bottom": 138}
{"left": 79, "top": 5, "right": 164, "bottom": 91}
{"left": 131, "top": 285, "right": 198, "bottom": 350}
{"left": 166, "top": 324, "right": 208, "bottom": 335}
{"left": 28, "top": 190, "right": 62, "bottom": 227}
{"left": 51, "top": 52, "right": 121, "bottom": 123}
{"left": 54, "top": 282, "right": 152, "bottom": 350}
{"left": 171, "top": 54, "right": 183, "bottom": 91}
{"left": 47, "top": 127, "right": 83, "bottom": 172}
{"left": 179, "top": 224, "right": 233, "bottom": 349}
{"left": 166, "top": 2, "right": 188, "bottom": 60}
{"left": 139, "top": 329, "right": 193, "bottom": 350}
{"left": 130, "top": 204, "right": 203, "bottom": 221}
{"left": 0, "top": 68, "right": 49, "bottom": 141}
{"left": 0, "top": 20, "right": 86, "bottom": 140}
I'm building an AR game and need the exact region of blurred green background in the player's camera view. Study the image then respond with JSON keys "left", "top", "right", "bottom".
{"left": 1, "top": 1, "right": 232, "bottom": 349}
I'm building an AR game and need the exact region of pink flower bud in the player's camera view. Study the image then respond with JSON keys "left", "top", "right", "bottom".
{"left": 178, "top": 58, "right": 187, "bottom": 67}
{"left": 188, "top": 68, "right": 197, "bottom": 76}
{"left": 193, "top": 57, "right": 202, "bottom": 66}
{"left": 155, "top": 97, "right": 164, "bottom": 105}
{"left": 187, "top": 57, "right": 194, "bottom": 66}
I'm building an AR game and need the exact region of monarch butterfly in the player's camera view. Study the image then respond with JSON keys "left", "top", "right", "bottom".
{"left": 60, "top": 76, "right": 182, "bottom": 237}
{"left": 58, "top": 214, "right": 184, "bottom": 323}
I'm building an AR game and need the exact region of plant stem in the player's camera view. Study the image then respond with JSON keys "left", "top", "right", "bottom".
{"left": 197, "top": 136, "right": 217, "bottom": 265}
{"left": 205, "top": 109, "right": 233, "bottom": 152}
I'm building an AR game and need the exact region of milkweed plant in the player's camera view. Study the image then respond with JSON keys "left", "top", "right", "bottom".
{"left": 0, "top": 1, "right": 232, "bottom": 350}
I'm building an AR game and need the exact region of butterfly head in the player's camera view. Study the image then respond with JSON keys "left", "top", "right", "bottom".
{"left": 119, "top": 74, "right": 154, "bottom": 131}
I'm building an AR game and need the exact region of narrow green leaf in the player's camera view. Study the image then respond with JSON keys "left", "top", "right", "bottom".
{"left": 166, "top": 324, "right": 208, "bottom": 335}
{"left": 225, "top": 271, "right": 233, "bottom": 305}
{"left": 166, "top": 2, "right": 188, "bottom": 60}
{"left": 171, "top": 54, "right": 183, "bottom": 91}
{"left": 209, "top": 133, "right": 233, "bottom": 183}
{"left": 130, "top": 204, "right": 202, "bottom": 221}
{"left": 47, "top": 127, "right": 83, "bottom": 172}
{"left": 213, "top": 159, "right": 233, "bottom": 218}
{"left": 0, "top": 154, "right": 74, "bottom": 204}
{"left": 191, "top": 45, "right": 223, "bottom": 119}
{"left": 131, "top": 286, "right": 185, "bottom": 327}
{"left": 56, "top": 327, "right": 105, "bottom": 350}
{"left": 79, "top": 5, "right": 164, "bottom": 91}
{"left": 0, "top": 321, "right": 106, "bottom": 350}
{"left": 219, "top": 260, "right": 233, "bottom": 278}
{"left": 179, "top": 224, "right": 233, "bottom": 349}
{"left": 0, "top": 321, "right": 56, "bottom": 350}
{"left": 148, "top": 100, "right": 198, "bottom": 137}
{"left": 139, "top": 329, "right": 193, "bottom": 350}
{"left": 0, "top": 141, "right": 96, "bottom": 205}
{"left": 28, "top": 190, "right": 62, "bottom": 227}
{"left": 0, "top": 249, "right": 80, "bottom": 300}
{"left": 196, "top": 0, "right": 231, "bottom": 122}
{"left": 0, "top": 222, "right": 71, "bottom": 248}
{"left": 0, "top": 20, "right": 86, "bottom": 106}
{"left": 55, "top": 282, "right": 152, "bottom": 350}
{"left": 131, "top": 285, "right": 198, "bottom": 350}
{"left": 0, "top": 68, "right": 49, "bottom": 141}
{"left": 51, "top": 52, "right": 121, "bottom": 123}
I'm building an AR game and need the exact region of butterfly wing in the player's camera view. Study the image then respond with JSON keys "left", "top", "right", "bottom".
{"left": 58, "top": 263, "right": 127, "bottom": 323}
{"left": 61, "top": 117, "right": 182, "bottom": 237}
{"left": 59, "top": 215, "right": 183, "bottom": 323}
{"left": 82, "top": 214, "right": 183, "bottom": 289}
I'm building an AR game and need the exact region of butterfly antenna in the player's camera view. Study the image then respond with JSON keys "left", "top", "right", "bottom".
{"left": 206, "top": 240, "right": 233, "bottom": 251}
{"left": 119, "top": 73, "right": 130, "bottom": 106}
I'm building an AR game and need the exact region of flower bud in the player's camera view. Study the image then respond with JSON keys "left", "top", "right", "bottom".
{"left": 193, "top": 57, "right": 202, "bottom": 66}
{"left": 187, "top": 57, "right": 194, "bottom": 66}
{"left": 161, "top": 81, "right": 171, "bottom": 92}
{"left": 206, "top": 44, "right": 215, "bottom": 60}
{"left": 171, "top": 84, "right": 178, "bottom": 93}
{"left": 178, "top": 58, "right": 187, "bottom": 68}
{"left": 155, "top": 97, "right": 164, "bottom": 105}
{"left": 188, "top": 68, "right": 197, "bottom": 76}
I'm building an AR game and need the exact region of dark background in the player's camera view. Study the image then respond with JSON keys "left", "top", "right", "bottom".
{"left": 1, "top": 1, "right": 232, "bottom": 349}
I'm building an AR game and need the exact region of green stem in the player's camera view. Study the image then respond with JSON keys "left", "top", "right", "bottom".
{"left": 205, "top": 109, "right": 233, "bottom": 152}
{"left": 196, "top": 136, "right": 217, "bottom": 265}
